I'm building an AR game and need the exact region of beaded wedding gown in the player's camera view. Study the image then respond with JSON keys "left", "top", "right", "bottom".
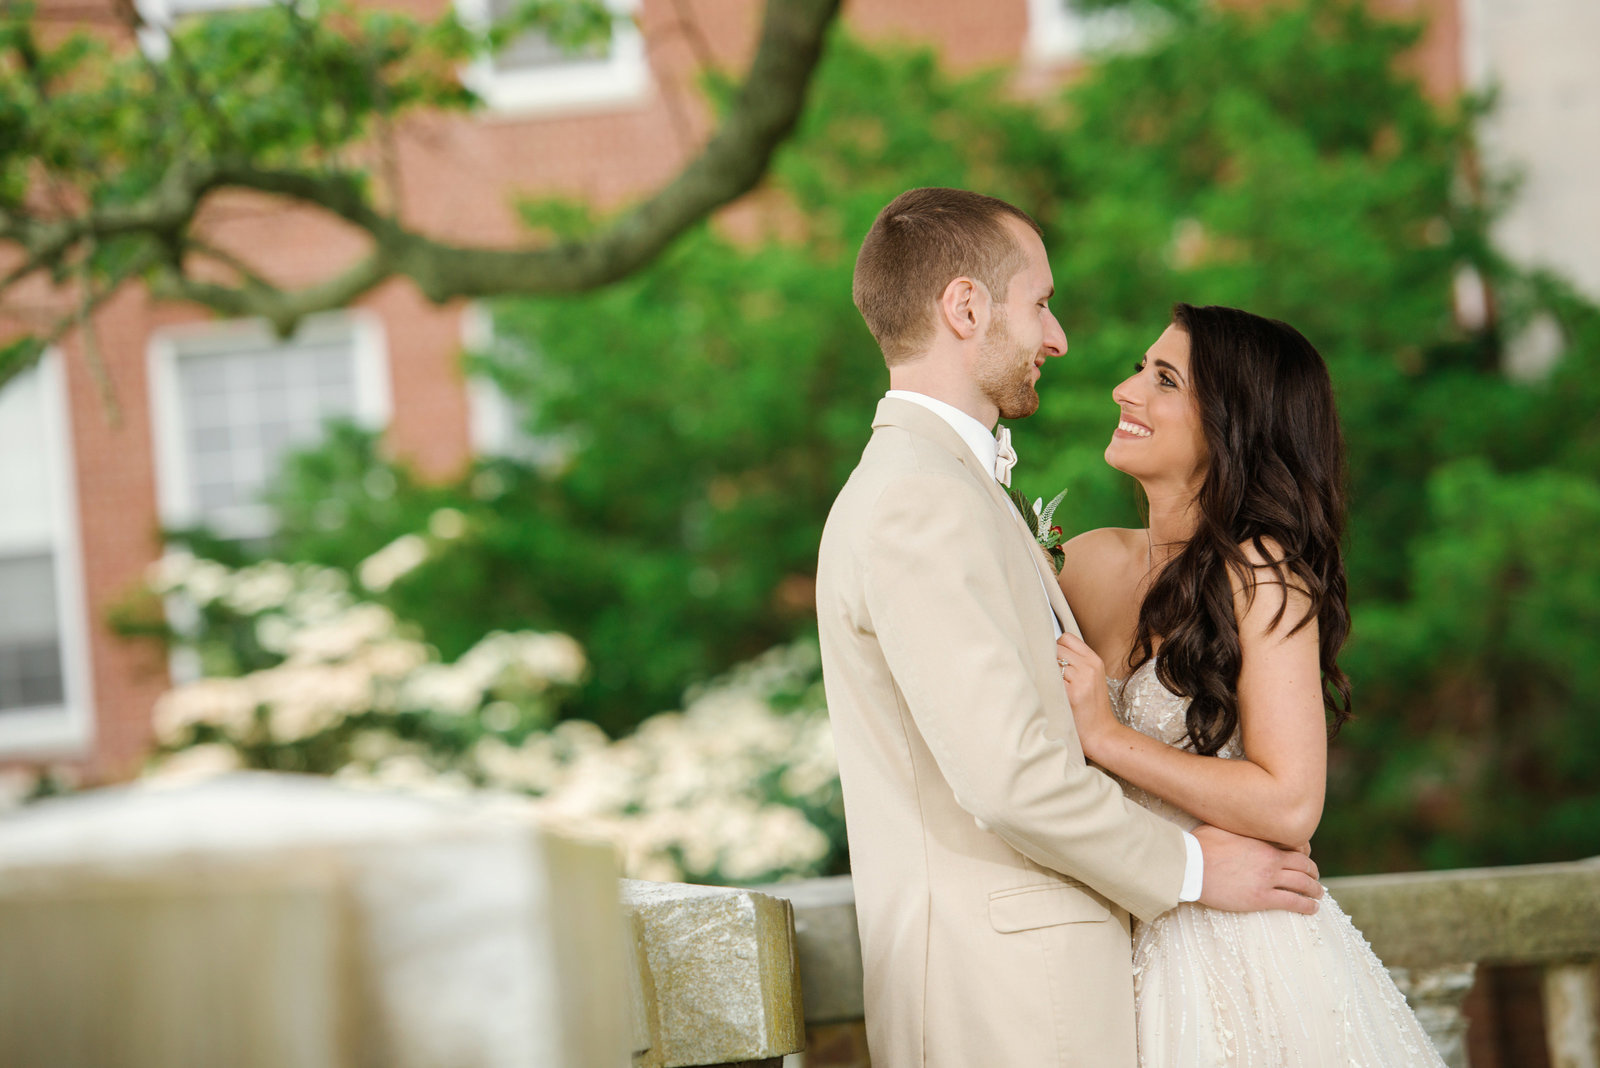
{"left": 1107, "top": 660, "right": 1447, "bottom": 1067}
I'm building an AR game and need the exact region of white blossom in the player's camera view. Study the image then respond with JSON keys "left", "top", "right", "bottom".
{"left": 255, "top": 613, "right": 295, "bottom": 654}
{"left": 142, "top": 552, "right": 839, "bottom": 885}
{"left": 283, "top": 603, "right": 396, "bottom": 663}
{"left": 353, "top": 755, "right": 473, "bottom": 799}
{"left": 358, "top": 534, "right": 429, "bottom": 592}
{"left": 142, "top": 743, "right": 243, "bottom": 787}
{"left": 474, "top": 735, "right": 563, "bottom": 792}
{"left": 152, "top": 677, "right": 259, "bottom": 743}
{"left": 145, "top": 552, "right": 198, "bottom": 596}
{"left": 349, "top": 729, "right": 426, "bottom": 767}
{"left": 428, "top": 507, "right": 469, "bottom": 540}
{"left": 399, "top": 663, "right": 485, "bottom": 717}
{"left": 0, "top": 768, "right": 38, "bottom": 812}
{"left": 223, "top": 561, "right": 296, "bottom": 615}
{"left": 180, "top": 558, "right": 232, "bottom": 605}
{"left": 481, "top": 700, "right": 520, "bottom": 733}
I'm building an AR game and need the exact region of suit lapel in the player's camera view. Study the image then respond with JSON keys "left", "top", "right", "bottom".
{"left": 872, "top": 399, "right": 1082, "bottom": 639}
{"left": 992, "top": 479, "right": 1083, "bottom": 640}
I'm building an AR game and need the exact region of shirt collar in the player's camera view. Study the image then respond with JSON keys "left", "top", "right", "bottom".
{"left": 885, "top": 390, "right": 999, "bottom": 475}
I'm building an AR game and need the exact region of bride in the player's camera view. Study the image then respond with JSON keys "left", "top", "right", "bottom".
{"left": 1054, "top": 303, "right": 1446, "bottom": 1066}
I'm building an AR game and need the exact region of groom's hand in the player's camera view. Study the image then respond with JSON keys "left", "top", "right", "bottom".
{"left": 1192, "top": 824, "right": 1322, "bottom": 915}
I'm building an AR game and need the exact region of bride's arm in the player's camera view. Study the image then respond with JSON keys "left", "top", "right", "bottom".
{"left": 1058, "top": 554, "right": 1327, "bottom": 848}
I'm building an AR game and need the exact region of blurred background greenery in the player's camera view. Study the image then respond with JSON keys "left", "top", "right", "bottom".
{"left": 118, "top": 0, "right": 1600, "bottom": 880}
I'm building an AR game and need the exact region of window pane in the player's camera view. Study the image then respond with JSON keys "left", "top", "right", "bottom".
{"left": 0, "top": 366, "right": 55, "bottom": 548}
{"left": 485, "top": 0, "right": 609, "bottom": 74}
{"left": 0, "top": 553, "right": 65, "bottom": 713}
{"left": 173, "top": 325, "right": 363, "bottom": 530}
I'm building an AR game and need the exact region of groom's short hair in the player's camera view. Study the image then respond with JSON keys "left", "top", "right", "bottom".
{"left": 853, "top": 188, "right": 1042, "bottom": 366}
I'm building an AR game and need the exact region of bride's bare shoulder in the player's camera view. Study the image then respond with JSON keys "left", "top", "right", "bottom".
{"left": 1059, "top": 527, "right": 1145, "bottom": 591}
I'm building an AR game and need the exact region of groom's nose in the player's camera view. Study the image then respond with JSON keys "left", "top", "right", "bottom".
{"left": 1044, "top": 313, "right": 1067, "bottom": 357}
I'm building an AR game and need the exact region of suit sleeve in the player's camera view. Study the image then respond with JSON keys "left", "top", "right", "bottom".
{"left": 862, "top": 470, "right": 1186, "bottom": 922}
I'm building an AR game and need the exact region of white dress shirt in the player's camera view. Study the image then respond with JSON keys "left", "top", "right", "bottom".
{"left": 884, "top": 390, "right": 1205, "bottom": 902}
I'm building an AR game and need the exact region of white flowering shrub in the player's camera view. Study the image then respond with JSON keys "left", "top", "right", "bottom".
{"left": 456, "top": 641, "right": 844, "bottom": 884}
{"left": 142, "top": 552, "right": 586, "bottom": 775}
{"left": 130, "top": 550, "right": 846, "bottom": 886}
{"left": 0, "top": 764, "right": 78, "bottom": 814}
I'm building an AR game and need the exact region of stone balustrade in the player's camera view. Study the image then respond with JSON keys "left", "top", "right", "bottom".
{"left": 0, "top": 774, "right": 806, "bottom": 1068}
{"left": 761, "top": 859, "right": 1600, "bottom": 1068}
{"left": 2, "top": 774, "right": 1594, "bottom": 1068}
{"left": 623, "top": 879, "right": 803, "bottom": 1068}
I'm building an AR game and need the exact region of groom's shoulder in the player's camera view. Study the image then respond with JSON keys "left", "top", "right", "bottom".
{"left": 863, "top": 420, "right": 969, "bottom": 476}
{"left": 843, "top": 426, "right": 975, "bottom": 501}
{"left": 828, "top": 427, "right": 983, "bottom": 523}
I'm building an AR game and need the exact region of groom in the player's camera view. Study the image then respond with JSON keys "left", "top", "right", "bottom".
{"left": 815, "top": 188, "right": 1321, "bottom": 1067}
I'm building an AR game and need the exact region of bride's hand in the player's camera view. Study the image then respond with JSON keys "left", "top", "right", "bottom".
{"left": 1055, "top": 632, "right": 1118, "bottom": 756}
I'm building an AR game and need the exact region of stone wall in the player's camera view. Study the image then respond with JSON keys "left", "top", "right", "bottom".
{"left": 0, "top": 773, "right": 808, "bottom": 1068}
{"left": 763, "top": 860, "right": 1600, "bottom": 1068}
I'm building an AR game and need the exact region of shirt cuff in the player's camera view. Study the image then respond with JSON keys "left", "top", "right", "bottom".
{"left": 1179, "top": 830, "right": 1204, "bottom": 902}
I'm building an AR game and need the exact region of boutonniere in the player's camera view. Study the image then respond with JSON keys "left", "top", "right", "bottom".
{"left": 1007, "top": 485, "right": 1069, "bottom": 574}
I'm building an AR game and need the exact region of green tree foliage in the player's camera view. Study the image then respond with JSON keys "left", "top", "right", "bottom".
{"left": 175, "top": 0, "right": 1598, "bottom": 873}
{"left": 0, "top": 0, "right": 840, "bottom": 380}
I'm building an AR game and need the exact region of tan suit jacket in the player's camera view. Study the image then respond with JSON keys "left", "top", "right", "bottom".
{"left": 816, "top": 398, "right": 1188, "bottom": 1067}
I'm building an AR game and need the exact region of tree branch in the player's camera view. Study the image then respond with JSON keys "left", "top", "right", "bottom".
{"left": 387, "top": 0, "right": 842, "bottom": 301}
{"left": 0, "top": 0, "right": 843, "bottom": 385}
{"left": 205, "top": 0, "right": 841, "bottom": 304}
{"left": 0, "top": 242, "right": 161, "bottom": 386}
{"left": 152, "top": 249, "right": 390, "bottom": 336}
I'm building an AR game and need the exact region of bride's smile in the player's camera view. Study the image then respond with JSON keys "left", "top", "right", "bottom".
{"left": 1105, "top": 324, "right": 1210, "bottom": 494}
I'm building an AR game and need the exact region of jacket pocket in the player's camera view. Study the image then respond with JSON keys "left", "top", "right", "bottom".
{"left": 988, "top": 881, "right": 1111, "bottom": 932}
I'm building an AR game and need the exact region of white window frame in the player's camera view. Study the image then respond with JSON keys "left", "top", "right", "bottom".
{"left": 454, "top": 0, "right": 650, "bottom": 116}
{"left": 1026, "top": 0, "right": 1091, "bottom": 64}
{"left": 0, "top": 352, "right": 97, "bottom": 758}
{"left": 461, "top": 302, "right": 571, "bottom": 467}
{"left": 133, "top": 0, "right": 276, "bottom": 60}
{"left": 147, "top": 311, "right": 392, "bottom": 542}
{"left": 1026, "top": 0, "right": 1148, "bottom": 65}
{"left": 463, "top": 302, "right": 523, "bottom": 459}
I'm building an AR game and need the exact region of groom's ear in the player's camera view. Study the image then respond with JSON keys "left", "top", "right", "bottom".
{"left": 938, "top": 276, "right": 988, "bottom": 341}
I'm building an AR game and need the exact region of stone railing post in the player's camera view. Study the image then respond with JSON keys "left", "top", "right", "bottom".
{"left": 1543, "top": 961, "right": 1600, "bottom": 1068}
{"left": 622, "top": 880, "right": 804, "bottom": 1068}
{"left": 1390, "top": 964, "right": 1478, "bottom": 1068}
{"left": 0, "top": 773, "right": 633, "bottom": 1068}
{"left": 1328, "top": 859, "right": 1600, "bottom": 1068}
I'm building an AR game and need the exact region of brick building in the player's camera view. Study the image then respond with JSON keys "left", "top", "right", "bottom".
{"left": 0, "top": 0, "right": 1593, "bottom": 786}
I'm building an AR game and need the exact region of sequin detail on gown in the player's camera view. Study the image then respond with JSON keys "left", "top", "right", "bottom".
{"left": 1107, "top": 660, "right": 1446, "bottom": 1067}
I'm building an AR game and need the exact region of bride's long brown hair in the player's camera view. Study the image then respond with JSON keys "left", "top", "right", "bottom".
{"left": 1131, "top": 303, "right": 1352, "bottom": 755}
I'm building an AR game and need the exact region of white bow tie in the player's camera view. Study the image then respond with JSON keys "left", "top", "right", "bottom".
{"left": 994, "top": 426, "right": 1017, "bottom": 487}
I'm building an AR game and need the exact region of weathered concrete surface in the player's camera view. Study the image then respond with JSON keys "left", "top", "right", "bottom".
{"left": 623, "top": 880, "right": 803, "bottom": 1068}
{"left": 1390, "top": 963, "right": 1477, "bottom": 1068}
{"left": 1541, "top": 961, "right": 1600, "bottom": 1068}
{"left": 0, "top": 773, "right": 631, "bottom": 1068}
{"left": 1324, "top": 858, "right": 1600, "bottom": 969}
{"left": 756, "top": 877, "right": 862, "bottom": 1024}
{"left": 765, "top": 861, "right": 1600, "bottom": 1028}
{"left": 0, "top": 866, "right": 348, "bottom": 1068}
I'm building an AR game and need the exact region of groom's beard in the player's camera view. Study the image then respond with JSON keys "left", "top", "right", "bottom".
{"left": 977, "top": 308, "right": 1042, "bottom": 420}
